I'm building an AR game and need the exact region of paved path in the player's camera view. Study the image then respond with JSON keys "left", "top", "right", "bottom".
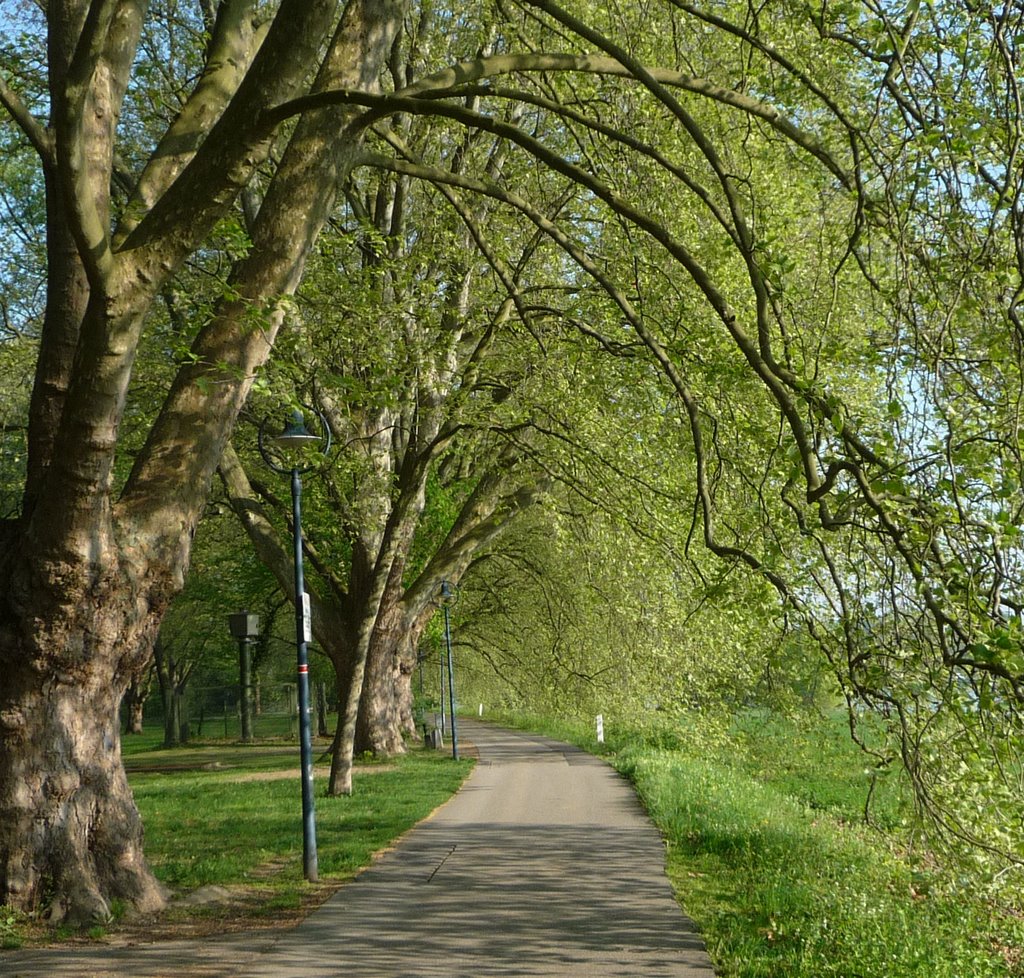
{"left": 4, "top": 721, "right": 716, "bottom": 977}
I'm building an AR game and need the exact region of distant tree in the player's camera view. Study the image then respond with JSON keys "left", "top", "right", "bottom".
{"left": 120, "top": 662, "right": 152, "bottom": 735}
{"left": 220, "top": 193, "right": 551, "bottom": 791}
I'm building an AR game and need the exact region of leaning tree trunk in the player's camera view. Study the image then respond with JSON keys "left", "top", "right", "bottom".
{"left": 0, "top": 554, "right": 169, "bottom": 925}
{"left": 0, "top": 0, "right": 404, "bottom": 927}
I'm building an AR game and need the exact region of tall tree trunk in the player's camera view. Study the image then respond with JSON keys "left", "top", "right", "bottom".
{"left": 0, "top": 0, "right": 404, "bottom": 925}
{"left": 122, "top": 666, "right": 151, "bottom": 735}
{"left": 0, "top": 555, "right": 169, "bottom": 925}
{"left": 355, "top": 601, "right": 421, "bottom": 755}
{"left": 327, "top": 597, "right": 379, "bottom": 796}
{"left": 153, "top": 635, "right": 189, "bottom": 749}
{"left": 316, "top": 681, "right": 330, "bottom": 737}
{"left": 165, "top": 693, "right": 181, "bottom": 748}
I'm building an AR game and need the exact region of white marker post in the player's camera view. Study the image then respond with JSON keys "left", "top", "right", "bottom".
{"left": 596, "top": 714, "right": 604, "bottom": 744}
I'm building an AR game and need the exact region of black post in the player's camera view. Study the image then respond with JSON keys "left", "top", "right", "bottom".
{"left": 228, "top": 611, "right": 259, "bottom": 744}
{"left": 443, "top": 602, "right": 459, "bottom": 761}
{"left": 290, "top": 465, "right": 319, "bottom": 883}
{"left": 417, "top": 653, "right": 428, "bottom": 741}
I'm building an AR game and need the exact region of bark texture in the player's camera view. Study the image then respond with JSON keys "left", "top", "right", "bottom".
{"left": 0, "top": 545, "right": 169, "bottom": 924}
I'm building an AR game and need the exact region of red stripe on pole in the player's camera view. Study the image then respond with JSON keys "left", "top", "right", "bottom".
{"left": 298, "top": 664, "right": 309, "bottom": 674}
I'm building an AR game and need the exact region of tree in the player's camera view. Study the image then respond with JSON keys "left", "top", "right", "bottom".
{"left": 0, "top": 0, "right": 404, "bottom": 922}
{"left": 120, "top": 661, "right": 152, "bottom": 735}
{"left": 2, "top": 0, "right": 1021, "bottom": 923}
{"left": 454, "top": 329, "right": 786, "bottom": 730}
{"left": 305, "top": 0, "right": 1024, "bottom": 872}
{"left": 219, "top": 159, "right": 552, "bottom": 791}
{"left": 461, "top": 496, "right": 779, "bottom": 729}
{"left": 151, "top": 505, "right": 283, "bottom": 747}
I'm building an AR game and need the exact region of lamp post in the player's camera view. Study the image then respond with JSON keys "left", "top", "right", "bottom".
{"left": 415, "top": 648, "right": 430, "bottom": 742}
{"left": 258, "top": 408, "right": 330, "bottom": 883}
{"left": 438, "top": 580, "right": 460, "bottom": 760}
{"left": 228, "top": 610, "right": 260, "bottom": 743}
{"left": 439, "top": 642, "right": 446, "bottom": 738}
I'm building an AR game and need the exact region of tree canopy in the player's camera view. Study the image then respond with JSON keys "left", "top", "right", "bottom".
{"left": 1, "top": 0, "right": 1022, "bottom": 921}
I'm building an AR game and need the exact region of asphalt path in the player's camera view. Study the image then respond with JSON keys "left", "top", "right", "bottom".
{"left": 4, "top": 720, "right": 716, "bottom": 977}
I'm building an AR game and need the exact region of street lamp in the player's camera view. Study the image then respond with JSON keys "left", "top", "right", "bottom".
{"left": 438, "top": 579, "right": 460, "bottom": 761}
{"left": 228, "top": 610, "right": 260, "bottom": 743}
{"left": 439, "top": 641, "right": 446, "bottom": 739}
{"left": 258, "top": 407, "right": 331, "bottom": 883}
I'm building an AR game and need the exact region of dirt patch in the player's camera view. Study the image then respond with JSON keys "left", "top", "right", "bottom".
{"left": 19, "top": 878, "right": 343, "bottom": 950}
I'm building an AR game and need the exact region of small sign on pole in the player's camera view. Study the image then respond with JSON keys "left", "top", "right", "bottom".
{"left": 596, "top": 714, "right": 604, "bottom": 744}
{"left": 301, "top": 592, "right": 312, "bottom": 643}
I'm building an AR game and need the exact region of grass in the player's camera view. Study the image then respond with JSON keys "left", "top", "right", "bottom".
{"left": 4, "top": 734, "right": 472, "bottom": 945}
{"left": 132, "top": 744, "right": 473, "bottom": 891}
{"left": 624, "top": 748, "right": 1019, "bottom": 977}
{"left": 10, "top": 709, "right": 1023, "bottom": 973}
{"left": 487, "top": 708, "right": 1024, "bottom": 978}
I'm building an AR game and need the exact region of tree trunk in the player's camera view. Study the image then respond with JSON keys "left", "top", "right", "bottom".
{"left": 316, "top": 681, "right": 329, "bottom": 738}
{"left": 328, "top": 623, "right": 371, "bottom": 796}
{"left": 0, "top": 676, "right": 167, "bottom": 926}
{"left": 122, "top": 668, "right": 150, "bottom": 735}
{"left": 0, "top": 562, "right": 168, "bottom": 925}
{"left": 0, "top": 0, "right": 406, "bottom": 927}
{"left": 153, "top": 636, "right": 189, "bottom": 749}
{"left": 127, "top": 696, "right": 146, "bottom": 735}
{"left": 355, "top": 610, "right": 419, "bottom": 755}
{"left": 164, "top": 693, "right": 180, "bottom": 748}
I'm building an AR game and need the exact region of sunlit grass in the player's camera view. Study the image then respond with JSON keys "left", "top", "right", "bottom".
{"left": 132, "top": 748, "right": 473, "bottom": 890}
{"left": 624, "top": 748, "right": 1019, "bottom": 977}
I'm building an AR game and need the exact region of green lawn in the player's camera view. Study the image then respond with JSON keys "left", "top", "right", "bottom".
{"left": 131, "top": 744, "right": 473, "bottom": 889}
{"left": 8, "top": 710, "right": 1022, "bottom": 974}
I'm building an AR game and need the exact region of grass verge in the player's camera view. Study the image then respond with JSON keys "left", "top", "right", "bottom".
{"left": 135, "top": 746, "right": 473, "bottom": 889}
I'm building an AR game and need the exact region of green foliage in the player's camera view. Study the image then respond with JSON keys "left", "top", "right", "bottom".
{"left": 0, "top": 904, "right": 27, "bottom": 949}
{"left": 459, "top": 493, "right": 788, "bottom": 737}
{"left": 726, "top": 710, "right": 901, "bottom": 829}
{"left": 157, "top": 508, "right": 307, "bottom": 701}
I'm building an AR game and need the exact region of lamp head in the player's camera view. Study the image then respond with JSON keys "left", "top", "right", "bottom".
{"left": 228, "top": 610, "right": 260, "bottom": 640}
{"left": 438, "top": 579, "right": 460, "bottom": 606}
{"left": 272, "top": 409, "right": 321, "bottom": 450}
